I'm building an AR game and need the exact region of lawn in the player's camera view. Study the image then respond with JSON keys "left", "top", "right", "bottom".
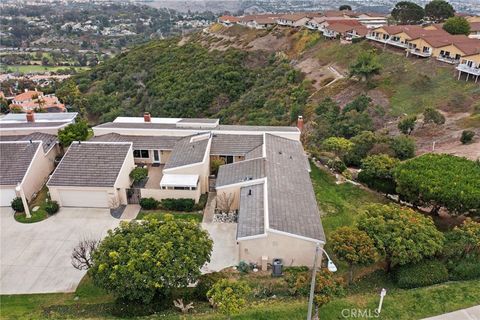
{"left": 309, "top": 160, "right": 386, "bottom": 237}
{"left": 136, "top": 210, "right": 203, "bottom": 223}
{"left": 14, "top": 186, "right": 51, "bottom": 223}
{"left": 0, "top": 65, "right": 90, "bottom": 74}
{"left": 2, "top": 272, "right": 479, "bottom": 320}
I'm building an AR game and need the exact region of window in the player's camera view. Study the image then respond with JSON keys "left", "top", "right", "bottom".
{"left": 220, "top": 155, "right": 234, "bottom": 164}
{"left": 133, "top": 150, "right": 149, "bottom": 158}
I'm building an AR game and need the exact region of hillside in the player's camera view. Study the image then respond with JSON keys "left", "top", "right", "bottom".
{"left": 60, "top": 24, "right": 480, "bottom": 159}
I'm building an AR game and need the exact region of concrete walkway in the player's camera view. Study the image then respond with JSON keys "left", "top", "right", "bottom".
{"left": 201, "top": 222, "right": 238, "bottom": 273}
{"left": 120, "top": 204, "right": 141, "bottom": 220}
{"left": 202, "top": 192, "right": 216, "bottom": 223}
{"left": 422, "top": 305, "right": 480, "bottom": 320}
{"left": 0, "top": 207, "right": 119, "bottom": 294}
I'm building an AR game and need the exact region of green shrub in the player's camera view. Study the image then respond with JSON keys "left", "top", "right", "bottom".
{"left": 394, "top": 260, "right": 448, "bottom": 289}
{"left": 194, "top": 272, "right": 225, "bottom": 301}
{"left": 326, "top": 158, "right": 347, "bottom": 173}
{"left": 460, "top": 130, "right": 475, "bottom": 144}
{"left": 390, "top": 135, "right": 415, "bottom": 160}
{"left": 45, "top": 201, "right": 60, "bottom": 215}
{"left": 447, "top": 256, "right": 480, "bottom": 281}
{"left": 237, "top": 260, "right": 251, "bottom": 274}
{"left": 129, "top": 167, "right": 148, "bottom": 183}
{"left": 160, "top": 198, "right": 195, "bottom": 212}
{"left": 194, "top": 194, "right": 208, "bottom": 211}
{"left": 139, "top": 197, "right": 159, "bottom": 210}
{"left": 398, "top": 115, "right": 416, "bottom": 135}
{"left": 11, "top": 197, "right": 24, "bottom": 212}
{"left": 210, "top": 158, "right": 225, "bottom": 175}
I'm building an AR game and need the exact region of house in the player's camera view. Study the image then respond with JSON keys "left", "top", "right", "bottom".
{"left": 238, "top": 15, "right": 276, "bottom": 29}
{"left": 0, "top": 135, "right": 58, "bottom": 207}
{"left": 277, "top": 13, "right": 312, "bottom": 27}
{"left": 47, "top": 142, "right": 135, "bottom": 208}
{"left": 468, "top": 22, "right": 480, "bottom": 39}
{"left": 367, "top": 25, "right": 448, "bottom": 49}
{"left": 406, "top": 35, "right": 477, "bottom": 61}
{"left": 0, "top": 112, "right": 77, "bottom": 136}
{"left": 323, "top": 22, "right": 367, "bottom": 40}
{"left": 456, "top": 52, "right": 480, "bottom": 83}
{"left": 218, "top": 15, "right": 240, "bottom": 27}
{"left": 355, "top": 13, "right": 388, "bottom": 29}
{"left": 215, "top": 133, "right": 325, "bottom": 267}
{"left": 87, "top": 114, "right": 300, "bottom": 207}
{"left": 10, "top": 89, "right": 65, "bottom": 113}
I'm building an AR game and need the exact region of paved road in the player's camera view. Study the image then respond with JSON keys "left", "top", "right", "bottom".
{"left": 0, "top": 207, "right": 119, "bottom": 294}
{"left": 422, "top": 305, "right": 480, "bottom": 320}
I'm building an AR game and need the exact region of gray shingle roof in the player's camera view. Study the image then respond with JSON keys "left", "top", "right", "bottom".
{"left": 264, "top": 134, "right": 325, "bottom": 241}
{"left": 245, "top": 144, "right": 264, "bottom": 159}
{"left": 164, "top": 135, "right": 210, "bottom": 169}
{"left": 0, "top": 141, "right": 41, "bottom": 186}
{"left": 210, "top": 134, "right": 263, "bottom": 156}
{"left": 91, "top": 133, "right": 180, "bottom": 150}
{"left": 0, "top": 133, "right": 58, "bottom": 153}
{"left": 237, "top": 183, "right": 265, "bottom": 238}
{"left": 48, "top": 142, "right": 131, "bottom": 187}
{"left": 216, "top": 158, "right": 265, "bottom": 187}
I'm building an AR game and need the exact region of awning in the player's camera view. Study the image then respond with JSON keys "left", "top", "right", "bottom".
{"left": 160, "top": 174, "right": 199, "bottom": 188}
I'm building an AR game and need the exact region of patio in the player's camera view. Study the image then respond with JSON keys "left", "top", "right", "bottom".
{"left": 144, "top": 165, "right": 164, "bottom": 189}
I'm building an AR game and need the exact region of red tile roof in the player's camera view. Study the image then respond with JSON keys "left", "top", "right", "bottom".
{"left": 14, "top": 90, "right": 43, "bottom": 102}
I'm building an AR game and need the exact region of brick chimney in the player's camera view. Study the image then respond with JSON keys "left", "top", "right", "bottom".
{"left": 26, "top": 110, "right": 35, "bottom": 122}
{"left": 143, "top": 112, "right": 151, "bottom": 122}
{"left": 297, "top": 115, "right": 304, "bottom": 132}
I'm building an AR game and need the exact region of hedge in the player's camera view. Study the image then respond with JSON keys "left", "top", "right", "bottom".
{"left": 394, "top": 260, "right": 449, "bottom": 289}
{"left": 139, "top": 197, "right": 159, "bottom": 210}
{"left": 160, "top": 198, "right": 195, "bottom": 212}
{"left": 447, "top": 257, "right": 480, "bottom": 281}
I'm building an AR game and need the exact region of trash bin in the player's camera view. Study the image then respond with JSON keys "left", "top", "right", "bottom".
{"left": 272, "top": 258, "right": 283, "bottom": 277}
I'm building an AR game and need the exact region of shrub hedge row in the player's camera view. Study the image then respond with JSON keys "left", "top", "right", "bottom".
{"left": 139, "top": 197, "right": 195, "bottom": 212}
{"left": 394, "top": 260, "right": 449, "bottom": 289}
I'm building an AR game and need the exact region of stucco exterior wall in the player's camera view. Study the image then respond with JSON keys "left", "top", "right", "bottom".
{"left": 461, "top": 53, "right": 480, "bottom": 65}
{"left": 432, "top": 44, "right": 465, "bottom": 58}
{"left": 140, "top": 187, "right": 200, "bottom": 203}
{"left": 21, "top": 145, "right": 57, "bottom": 201}
{"left": 238, "top": 231, "right": 321, "bottom": 267}
{"left": 133, "top": 149, "right": 172, "bottom": 165}
{"left": 113, "top": 147, "right": 135, "bottom": 205}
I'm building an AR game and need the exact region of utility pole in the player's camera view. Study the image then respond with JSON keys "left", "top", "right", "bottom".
{"left": 307, "top": 245, "right": 320, "bottom": 320}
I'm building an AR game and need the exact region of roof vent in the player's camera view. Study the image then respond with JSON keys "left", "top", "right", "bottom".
{"left": 278, "top": 151, "right": 282, "bottom": 155}
{"left": 248, "top": 189, "right": 252, "bottom": 196}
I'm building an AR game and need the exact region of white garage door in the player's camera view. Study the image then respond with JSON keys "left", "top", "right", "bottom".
{"left": 58, "top": 189, "right": 110, "bottom": 208}
{"left": 1, "top": 188, "right": 17, "bottom": 207}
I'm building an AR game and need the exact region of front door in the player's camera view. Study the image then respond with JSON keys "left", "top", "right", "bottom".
{"left": 153, "top": 150, "right": 160, "bottom": 163}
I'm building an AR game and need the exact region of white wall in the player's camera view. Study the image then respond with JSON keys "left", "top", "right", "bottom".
{"left": 141, "top": 187, "right": 201, "bottom": 203}
{"left": 21, "top": 144, "right": 57, "bottom": 201}
{"left": 238, "top": 231, "right": 321, "bottom": 267}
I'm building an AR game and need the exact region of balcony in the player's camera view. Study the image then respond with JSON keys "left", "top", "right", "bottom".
{"left": 409, "top": 48, "right": 432, "bottom": 57}
{"left": 366, "top": 35, "right": 408, "bottom": 48}
{"left": 456, "top": 64, "right": 480, "bottom": 76}
{"left": 437, "top": 55, "right": 460, "bottom": 65}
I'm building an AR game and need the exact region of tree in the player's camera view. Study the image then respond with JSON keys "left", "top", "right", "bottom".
{"left": 425, "top": 0, "right": 455, "bottom": 22}
{"left": 393, "top": 154, "right": 480, "bottom": 215}
{"left": 344, "top": 131, "right": 378, "bottom": 166}
{"left": 390, "top": 135, "right": 415, "bottom": 160}
{"left": 423, "top": 107, "right": 445, "bottom": 125}
{"left": 398, "top": 115, "right": 416, "bottom": 135}
{"left": 207, "top": 279, "right": 251, "bottom": 318}
{"left": 321, "top": 137, "right": 354, "bottom": 159}
{"left": 56, "top": 79, "right": 80, "bottom": 106}
{"left": 58, "top": 120, "right": 89, "bottom": 147}
{"left": 349, "top": 50, "right": 381, "bottom": 82}
{"left": 339, "top": 5, "right": 352, "bottom": 11}
{"left": 443, "top": 16, "right": 471, "bottom": 35}
{"left": 357, "top": 204, "right": 444, "bottom": 271}
{"left": 90, "top": 217, "right": 213, "bottom": 303}
{"left": 71, "top": 238, "right": 100, "bottom": 270}
{"left": 330, "top": 227, "right": 378, "bottom": 283}
{"left": 391, "top": 1, "right": 425, "bottom": 24}
{"left": 358, "top": 154, "right": 400, "bottom": 195}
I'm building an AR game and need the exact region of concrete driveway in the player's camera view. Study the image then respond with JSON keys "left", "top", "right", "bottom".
{"left": 201, "top": 222, "right": 239, "bottom": 273}
{"left": 0, "top": 207, "right": 120, "bottom": 294}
